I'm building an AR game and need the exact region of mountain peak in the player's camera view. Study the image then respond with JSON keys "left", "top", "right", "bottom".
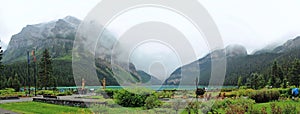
{"left": 3, "top": 16, "right": 82, "bottom": 63}
{"left": 63, "top": 16, "right": 81, "bottom": 25}
{"left": 225, "top": 44, "right": 247, "bottom": 57}
{"left": 272, "top": 36, "right": 300, "bottom": 53}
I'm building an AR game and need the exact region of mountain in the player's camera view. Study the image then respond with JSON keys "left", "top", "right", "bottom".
{"left": 137, "top": 70, "right": 162, "bottom": 85}
{"left": 272, "top": 36, "right": 300, "bottom": 53}
{"left": 164, "top": 39, "right": 300, "bottom": 86}
{"left": 3, "top": 16, "right": 80, "bottom": 63}
{"left": 2, "top": 16, "right": 160, "bottom": 86}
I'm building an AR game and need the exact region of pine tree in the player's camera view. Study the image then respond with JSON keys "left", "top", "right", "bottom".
{"left": 6, "top": 74, "right": 21, "bottom": 91}
{"left": 270, "top": 61, "right": 283, "bottom": 88}
{"left": 38, "top": 49, "right": 54, "bottom": 90}
{"left": 237, "top": 76, "right": 243, "bottom": 88}
{"left": 0, "top": 41, "right": 5, "bottom": 89}
{"left": 288, "top": 59, "right": 300, "bottom": 87}
{"left": 0, "top": 40, "right": 3, "bottom": 70}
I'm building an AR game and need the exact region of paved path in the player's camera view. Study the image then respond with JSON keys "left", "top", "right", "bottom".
{"left": 0, "top": 108, "right": 18, "bottom": 114}
{"left": 0, "top": 97, "right": 33, "bottom": 104}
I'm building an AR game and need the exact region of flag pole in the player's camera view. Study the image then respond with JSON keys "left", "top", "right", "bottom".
{"left": 27, "top": 51, "right": 31, "bottom": 96}
{"left": 32, "top": 49, "right": 37, "bottom": 96}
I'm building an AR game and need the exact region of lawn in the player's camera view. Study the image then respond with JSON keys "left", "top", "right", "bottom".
{"left": 0, "top": 101, "right": 175, "bottom": 114}
{"left": 0, "top": 102, "right": 92, "bottom": 114}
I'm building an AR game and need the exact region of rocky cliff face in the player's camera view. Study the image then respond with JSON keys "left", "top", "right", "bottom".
{"left": 164, "top": 44, "right": 247, "bottom": 85}
{"left": 3, "top": 16, "right": 162, "bottom": 85}
{"left": 272, "top": 36, "right": 300, "bottom": 53}
{"left": 3, "top": 16, "right": 80, "bottom": 63}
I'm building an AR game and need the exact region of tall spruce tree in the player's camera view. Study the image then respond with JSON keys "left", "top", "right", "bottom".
{"left": 270, "top": 61, "right": 283, "bottom": 88}
{"left": 38, "top": 49, "right": 54, "bottom": 89}
{"left": 0, "top": 41, "right": 5, "bottom": 89}
{"left": 237, "top": 76, "right": 243, "bottom": 88}
{"left": 0, "top": 41, "right": 3, "bottom": 70}
{"left": 288, "top": 59, "right": 300, "bottom": 87}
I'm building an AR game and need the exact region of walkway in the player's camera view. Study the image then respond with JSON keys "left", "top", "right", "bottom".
{"left": 0, "top": 108, "right": 18, "bottom": 114}
{"left": 0, "top": 97, "right": 33, "bottom": 104}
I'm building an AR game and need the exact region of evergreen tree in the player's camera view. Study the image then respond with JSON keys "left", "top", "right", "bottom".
{"left": 270, "top": 61, "right": 283, "bottom": 88}
{"left": 0, "top": 41, "right": 5, "bottom": 89}
{"left": 6, "top": 74, "right": 21, "bottom": 91}
{"left": 38, "top": 49, "right": 54, "bottom": 89}
{"left": 246, "top": 73, "right": 265, "bottom": 89}
{"left": 288, "top": 59, "right": 300, "bottom": 87}
{"left": 237, "top": 76, "right": 243, "bottom": 88}
{"left": 0, "top": 41, "right": 3, "bottom": 70}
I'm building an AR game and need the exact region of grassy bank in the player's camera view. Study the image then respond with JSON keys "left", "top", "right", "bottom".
{"left": 0, "top": 102, "right": 92, "bottom": 114}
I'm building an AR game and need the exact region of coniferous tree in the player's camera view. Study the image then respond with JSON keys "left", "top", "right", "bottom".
{"left": 288, "top": 59, "right": 300, "bottom": 87}
{"left": 0, "top": 41, "right": 3, "bottom": 70}
{"left": 0, "top": 41, "right": 5, "bottom": 89}
{"left": 270, "top": 61, "right": 283, "bottom": 88}
{"left": 38, "top": 49, "right": 54, "bottom": 90}
{"left": 6, "top": 74, "right": 21, "bottom": 91}
{"left": 237, "top": 76, "right": 243, "bottom": 88}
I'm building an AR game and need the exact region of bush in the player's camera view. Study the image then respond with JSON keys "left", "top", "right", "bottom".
{"left": 221, "top": 88, "right": 237, "bottom": 92}
{"left": 37, "top": 90, "right": 56, "bottom": 96}
{"left": 113, "top": 88, "right": 154, "bottom": 107}
{"left": 95, "top": 89, "right": 118, "bottom": 98}
{"left": 0, "top": 88, "right": 16, "bottom": 97}
{"left": 249, "top": 89, "right": 280, "bottom": 103}
{"left": 185, "top": 101, "right": 200, "bottom": 114}
{"left": 144, "top": 95, "right": 162, "bottom": 109}
{"left": 157, "top": 91, "right": 173, "bottom": 98}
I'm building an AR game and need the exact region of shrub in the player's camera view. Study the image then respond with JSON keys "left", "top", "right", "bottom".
{"left": 221, "top": 88, "right": 237, "bottom": 92}
{"left": 0, "top": 88, "right": 16, "bottom": 97}
{"left": 212, "top": 98, "right": 255, "bottom": 112}
{"left": 113, "top": 88, "right": 154, "bottom": 107}
{"left": 249, "top": 89, "right": 280, "bottom": 103}
{"left": 144, "top": 95, "right": 162, "bottom": 109}
{"left": 157, "top": 91, "right": 173, "bottom": 98}
{"left": 185, "top": 101, "right": 200, "bottom": 114}
{"left": 37, "top": 90, "right": 56, "bottom": 96}
{"left": 236, "top": 89, "right": 255, "bottom": 96}
{"left": 282, "top": 103, "right": 297, "bottom": 114}
{"left": 96, "top": 89, "right": 118, "bottom": 98}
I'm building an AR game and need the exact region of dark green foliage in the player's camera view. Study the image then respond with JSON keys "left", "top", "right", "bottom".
{"left": 0, "top": 41, "right": 3, "bottom": 70}
{"left": 38, "top": 49, "right": 55, "bottom": 89}
{"left": 237, "top": 76, "right": 242, "bottom": 88}
{"left": 288, "top": 59, "right": 300, "bottom": 87}
{"left": 270, "top": 61, "right": 284, "bottom": 88}
{"left": 6, "top": 74, "right": 21, "bottom": 91}
{"left": 113, "top": 88, "right": 154, "bottom": 107}
{"left": 0, "top": 42, "right": 5, "bottom": 89}
{"left": 246, "top": 73, "right": 265, "bottom": 89}
{"left": 144, "top": 95, "right": 162, "bottom": 109}
{"left": 1, "top": 60, "right": 75, "bottom": 88}
{"left": 249, "top": 89, "right": 280, "bottom": 103}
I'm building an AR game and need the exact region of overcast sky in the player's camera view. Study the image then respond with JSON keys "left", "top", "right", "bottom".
{"left": 1, "top": 0, "right": 300, "bottom": 51}
{"left": 1, "top": 0, "right": 300, "bottom": 79}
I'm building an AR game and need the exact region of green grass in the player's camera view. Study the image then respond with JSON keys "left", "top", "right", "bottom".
{"left": 0, "top": 102, "right": 92, "bottom": 114}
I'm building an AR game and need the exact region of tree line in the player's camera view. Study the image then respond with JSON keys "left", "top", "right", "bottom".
{"left": 0, "top": 43, "right": 75, "bottom": 91}
{"left": 238, "top": 59, "right": 300, "bottom": 89}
